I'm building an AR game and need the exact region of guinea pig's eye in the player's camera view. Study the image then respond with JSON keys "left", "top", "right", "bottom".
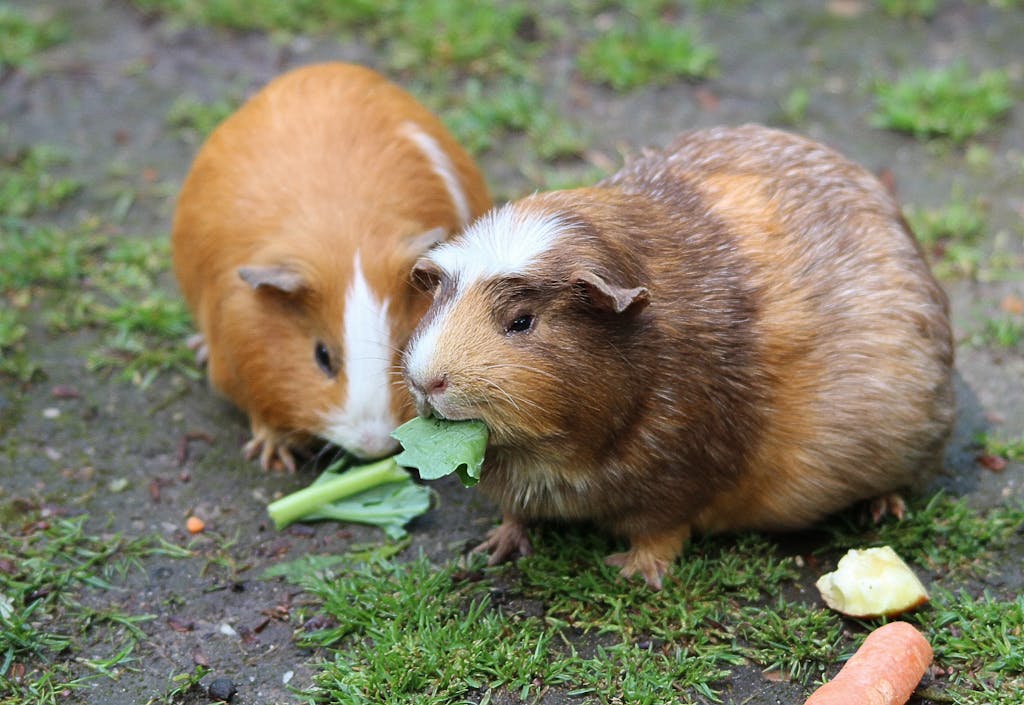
{"left": 314, "top": 341, "right": 337, "bottom": 377}
{"left": 505, "top": 314, "right": 536, "bottom": 335}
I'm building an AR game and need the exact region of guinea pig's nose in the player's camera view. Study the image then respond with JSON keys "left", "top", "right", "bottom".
{"left": 427, "top": 374, "right": 449, "bottom": 395}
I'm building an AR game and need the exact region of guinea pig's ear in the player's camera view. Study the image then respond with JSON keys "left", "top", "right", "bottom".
{"left": 237, "top": 265, "right": 307, "bottom": 295}
{"left": 410, "top": 256, "right": 444, "bottom": 294}
{"left": 572, "top": 269, "right": 650, "bottom": 315}
{"left": 403, "top": 227, "right": 448, "bottom": 261}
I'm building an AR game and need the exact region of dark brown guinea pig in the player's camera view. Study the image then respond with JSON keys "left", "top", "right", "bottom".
{"left": 402, "top": 124, "right": 954, "bottom": 589}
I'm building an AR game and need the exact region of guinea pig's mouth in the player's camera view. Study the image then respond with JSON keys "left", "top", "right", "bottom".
{"left": 414, "top": 394, "right": 474, "bottom": 423}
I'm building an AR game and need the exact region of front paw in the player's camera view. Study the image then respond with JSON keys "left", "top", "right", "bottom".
{"left": 243, "top": 423, "right": 303, "bottom": 473}
{"left": 472, "top": 514, "right": 532, "bottom": 566}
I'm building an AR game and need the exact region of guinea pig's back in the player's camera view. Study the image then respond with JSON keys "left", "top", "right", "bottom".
{"left": 615, "top": 125, "right": 954, "bottom": 531}
{"left": 173, "top": 63, "right": 488, "bottom": 300}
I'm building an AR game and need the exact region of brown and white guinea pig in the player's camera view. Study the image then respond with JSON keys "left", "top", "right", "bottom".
{"left": 402, "top": 124, "right": 954, "bottom": 589}
{"left": 171, "top": 62, "right": 491, "bottom": 471}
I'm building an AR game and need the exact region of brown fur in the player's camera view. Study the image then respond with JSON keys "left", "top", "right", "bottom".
{"left": 405, "top": 125, "right": 953, "bottom": 588}
{"left": 172, "top": 62, "right": 491, "bottom": 468}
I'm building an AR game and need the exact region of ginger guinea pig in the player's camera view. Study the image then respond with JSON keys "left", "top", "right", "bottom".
{"left": 172, "top": 62, "right": 491, "bottom": 471}
{"left": 403, "top": 124, "right": 954, "bottom": 589}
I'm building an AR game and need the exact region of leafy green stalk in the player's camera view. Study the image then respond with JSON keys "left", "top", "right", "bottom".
{"left": 267, "top": 458, "right": 410, "bottom": 529}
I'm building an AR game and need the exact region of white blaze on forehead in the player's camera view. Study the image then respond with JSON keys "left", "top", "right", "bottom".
{"left": 426, "top": 203, "right": 566, "bottom": 293}
{"left": 322, "top": 251, "right": 399, "bottom": 458}
{"left": 404, "top": 204, "right": 567, "bottom": 391}
{"left": 399, "top": 121, "right": 471, "bottom": 227}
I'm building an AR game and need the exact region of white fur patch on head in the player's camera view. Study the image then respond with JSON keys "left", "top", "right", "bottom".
{"left": 403, "top": 204, "right": 568, "bottom": 414}
{"left": 426, "top": 203, "right": 567, "bottom": 293}
{"left": 322, "top": 251, "right": 399, "bottom": 458}
{"left": 400, "top": 121, "right": 471, "bottom": 227}
{"left": 402, "top": 294, "right": 455, "bottom": 409}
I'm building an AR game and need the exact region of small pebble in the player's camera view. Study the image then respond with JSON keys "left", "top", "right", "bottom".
{"left": 207, "top": 676, "right": 237, "bottom": 702}
{"left": 43, "top": 408, "right": 60, "bottom": 419}
{"left": 186, "top": 516, "right": 205, "bottom": 534}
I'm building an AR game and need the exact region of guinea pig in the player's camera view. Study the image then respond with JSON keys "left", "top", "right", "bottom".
{"left": 402, "top": 124, "right": 954, "bottom": 589}
{"left": 172, "top": 62, "right": 491, "bottom": 471}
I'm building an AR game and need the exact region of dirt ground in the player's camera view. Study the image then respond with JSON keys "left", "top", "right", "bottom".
{"left": 2, "top": 1, "right": 1023, "bottom": 704}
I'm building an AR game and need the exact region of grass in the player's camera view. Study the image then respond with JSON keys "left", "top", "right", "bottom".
{"left": 0, "top": 144, "right": 196, "bottom": 386}
{"left": 135, "top": 0, "right": 540, "bottom": 78}
{"left": 578, "top": 13, "right": 717, "bottom": 91}
{"left": 978, "top": 432, "right": 1024, "bottom": 462}
{"left": 131, "top": 0, "right": 382, "bottom": 34}
{"left": 384, "top": 0, "right": 539, "bottom": 78}
{"left": 0, "top": 5, "right": 69, "bottom": 70}
{"left": 903, "top": 190, "right": 989, "bottom": 278}
{"left": 916, "top": 590, "right": 1024, "bottom": 703}
{"left": 439, "top": 78, "right": 586, "bottom": 160}
{"left": 970, "top": 315, "right": 1024, "bottom": 350}
{"left": 276, "top": 492, "right": 1024, "bottom": 703}
{"left": 165, "top": 94, "right": 240, "bottom": 144}
{"left": 871, "top": 62, "right": 1015, "bottom": 144}
{"left": 9, "top": 2, "right": 1024, "bottom": 704}
{"left": 0, "top": 513, "right": 190, "bottom": 705}
{"left": 877, "top": 0, "right": 938, "bottom": 19}
{"left": 0, "top": 145, "right": 82, "bottom": 218}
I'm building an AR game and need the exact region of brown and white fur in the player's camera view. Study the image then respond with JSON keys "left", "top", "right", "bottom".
{"left": 172, "top": 63, "right": 491, "bottom": 471}
{"left": 402, "top": 124, "right": 954, "bottom": 589}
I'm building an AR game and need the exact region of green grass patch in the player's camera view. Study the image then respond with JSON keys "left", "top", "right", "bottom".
{"left": 877, "top": 0, "right": 938, "bottom": 19}
{"left": 0, "top": 141, "right": 191, "bottom": 385}
{"left": 871, "top": 62, "right": 1015, "bottom": 143}
{"left": 0, "top": 513, "right": 190, "bottom": 704}
{"left": 0, "top": 307, "right": 32, "bottom": 381}
{"left": 904, "top": 190, "right": 989, "bottom": 278}
{"left": 914, "top": 589, "right": 1024, "bottom": 703}
{"left": 0, "top": 145, "right": 82, "bottom": 218}
{"left": 824, "top": 492, "right": 1024, "bottom": 577}
{"left": 736, "top": 598, "right": 845, "bottom": 683}
{"left": 978, "top": 432, "right": 1024, "bottom": 462}
{"left": 440, "top": 78, "right": 585, "bottom": 159}
{"left": 0, "top": 5, "right": 69, "bottom": 71}
{"left": 165, "top": 94, "right": 239, "bottom": 144}
{"left": 578, "top": 16, "right": 717, "bottom": 91}
{"left": 277, "top": 492, "right": 1024, "bottom": 702}
{"left": 136, "top": 0, "right": 541, "bottom": 78}
{"left": 0, "top": 217, "right": 196, "bottom": 385}
{"left": 131, "top": 0, "right": 382, "bottom": 34}
{"left": 969, "top": 315, "right": 1024, "bottom": 350}
{"left": 385, "top": 0, "right": 539, "bottom": 78}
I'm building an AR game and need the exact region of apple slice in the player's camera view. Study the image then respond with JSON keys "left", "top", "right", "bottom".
{"left": 815, "top": 546, "right": 929, "bottom": 618}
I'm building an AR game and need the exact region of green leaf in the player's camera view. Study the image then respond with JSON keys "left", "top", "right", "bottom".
{"left": 391, "top": 417, "right": 489, "bottom": 487}
{"left": 303, "top": 480, "right": 433, "bottom": 540}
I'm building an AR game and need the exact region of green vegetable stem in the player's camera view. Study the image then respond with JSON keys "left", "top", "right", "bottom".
{"left": 267, "top": 457, "right": 409, "bottom": 529}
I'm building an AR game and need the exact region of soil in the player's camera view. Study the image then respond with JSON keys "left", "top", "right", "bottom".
{"left": 1, "top": 1, "right": 1022, "bottom": 704}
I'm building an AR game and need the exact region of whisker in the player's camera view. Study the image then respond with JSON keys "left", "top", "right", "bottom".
{"left": 476, "top": 362, "right": 563, "bottom": 383}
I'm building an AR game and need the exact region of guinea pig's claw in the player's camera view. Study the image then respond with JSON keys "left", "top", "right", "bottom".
{"left": 604, "top": 551, "right": 668, "bottom": 591}
{"left": 605, "top": 525, "right": 690, "bottom": 591}
{"left": 243, "top": 433, "right": 298, "bottom": 473}
{"left": 186, "top": 333, "right": 209, "bottom": 367}
{"left": 867, "top": 492, "right": 907, "bottom": 524}
{"left": 472, "top": 515, "right": 532, "bottom": 565}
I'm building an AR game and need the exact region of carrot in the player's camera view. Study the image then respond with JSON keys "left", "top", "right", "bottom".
{"left": 804, "top": 621, "right": 932, "bottom": 705}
